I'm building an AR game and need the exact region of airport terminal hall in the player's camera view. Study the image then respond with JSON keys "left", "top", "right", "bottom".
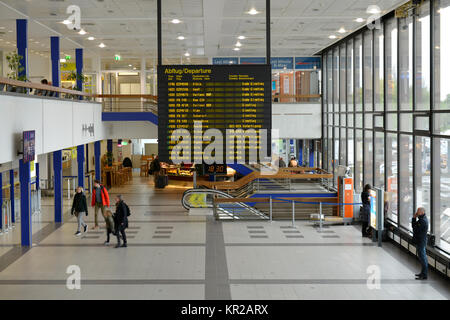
{"left": 1, "top": 0, "right": 450, "bottom": 305}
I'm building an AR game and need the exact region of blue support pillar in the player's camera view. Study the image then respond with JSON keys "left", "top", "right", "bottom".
{"left": 77, "top": 145, "right": 85, "bottom": 189}
{"left": 53, "top": 150, "right": 63, "bottom": 223}
{"left": 76, "top": 48, "right": 83, "bottom": 99}
{"left": 310, "top": 141, "right": 315, "bottom": 168}
{"left": 107, "top": 139, "right": 113, "bottom": 153}
{"left": 19, "top": 159, "right": 32, "bottom": 246}
{"left": 10, "top": 170, "right": 15, "bottom": 223}
{"left": 298, "top": 140, "right": 303, "bottom": 166}
{"left": 94, "top": 141, "right": 101, "bottom": 181}
{"left": 50, "top": 37, "right": 60, "bottom": 89}
{"left": 0, "top": 172, "right": 3, "bottom": 230}
{"left": 16, "top": 19, "right": 28, "bottom": 80}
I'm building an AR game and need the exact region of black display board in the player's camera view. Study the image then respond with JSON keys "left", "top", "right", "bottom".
{"left": 158, "top": 65, "right": 272, "bottom": 163}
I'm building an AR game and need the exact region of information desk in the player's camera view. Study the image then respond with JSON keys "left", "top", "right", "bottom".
{"left": 158, "top": 65, "right": 272, "bottom": 163}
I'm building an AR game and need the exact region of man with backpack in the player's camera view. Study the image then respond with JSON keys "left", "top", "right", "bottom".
{"left": 91, "top": 180, "right": 110, "bottom": 230}
{"left": 113, "top": 194, "right": 130, "bottom": 248}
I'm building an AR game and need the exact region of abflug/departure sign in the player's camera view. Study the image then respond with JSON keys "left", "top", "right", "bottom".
{"left": 158, "top": 65, "right": 272, "bottom": 163}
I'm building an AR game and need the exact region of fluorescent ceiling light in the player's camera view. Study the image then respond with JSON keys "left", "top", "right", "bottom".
{"left": 88, "top": 36, "right": 95, "bottom": 40}
{"left": 233, "top": 47, "right": 240, "bottom": 51}
{"left": 99, "top": 43, "right": 106, "bottom": 48}
{"left": 184, "top": 52, "right": 190, "bottom": 56}
{"left": 366, "top": 5, "right": 381, "bottom": 14}
{"left": 338, "top": 27, "right": 346, "bottom": 33}
{"left": 238, "top": 35, "right": 246, "bottom": 40}
{"left": 177, "top": 35, "right": 185, "bottom": 40}
{"left": 329, "top": 35, "right": 337, "bottom": 39}
{"left": 79, "top": 29, "right": 87, "bottom": 35}
{"left": 118, "top": 72, "right": 139, "bottom": 76}
{"left": 128, "top": 64, "right": 132, "bottom": 67}
{"left": 247, "top": 8, "right": 259, "bottom": 15}
{"left": 60, "top": 58, "right": 66, "bottom": 63}
{"left": 355, "top": 18, "right": 365, "bottom": 23}
{"left": 171, "top": 19, "right": 181, "bottom": 24}
{"left": 235, "top": 41, "right": 242, "bottom": 47}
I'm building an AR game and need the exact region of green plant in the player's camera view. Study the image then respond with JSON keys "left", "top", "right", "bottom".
{"left": 106, "top": 151, "right": 114, "bottom": 166}
{"left": 67, "top": 71, "right": 88, "bottom": 90}
{"left": 6, "top": 51, "right": 27, "bottom": 81}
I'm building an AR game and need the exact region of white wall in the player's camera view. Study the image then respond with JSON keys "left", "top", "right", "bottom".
{"left": 106, "top": 121, "right": 158, "bottom": 139}
{"left": 272, "top": 103, "right": 321, "bottom": 139}
{"left": 0, "top": 93, "right": 107, "bottom": 166}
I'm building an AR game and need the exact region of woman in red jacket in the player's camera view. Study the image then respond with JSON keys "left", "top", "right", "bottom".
{"left": 91, "top": 180, "right": 110, "bottom": 229}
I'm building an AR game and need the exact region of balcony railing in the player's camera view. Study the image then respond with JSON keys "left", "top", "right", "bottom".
{"left": 97, "top": 94, "right": 158, "bottom": 114}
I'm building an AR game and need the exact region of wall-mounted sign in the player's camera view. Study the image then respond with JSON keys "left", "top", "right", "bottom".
{"left": 271, "top": 57, "right": 294, "bottom": 70}
{"left": 240, "top": 57, "right": 266, "bottom": 64}
{"left": 295, "top": 57, "right": 321, "bottom": 70}
{"left": 212, "top": 57, "right": 239, "bottom": 65}
{"left": 82, "top": 123, "right": 95, "bottom": 137}
{"left": 23, "top": 130, "right": 35, "bottom": 164}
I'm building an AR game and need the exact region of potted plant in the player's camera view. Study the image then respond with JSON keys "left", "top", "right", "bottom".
{"left": 66, "top": 71, "right": 88, "bottom": 99}
{"left": 5, "top": 51, "right": 28, "bottom": 93}
{"left": 106, "top": 151, "right": 114, "bottom": 167}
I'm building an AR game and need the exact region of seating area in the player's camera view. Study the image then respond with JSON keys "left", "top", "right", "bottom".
{"left": 101, "top": 162, "right": 133, "bottom": 188}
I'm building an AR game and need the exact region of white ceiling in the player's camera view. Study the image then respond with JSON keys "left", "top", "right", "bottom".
{"left": 0, "top": 0, "right": 407, "bottom": 66}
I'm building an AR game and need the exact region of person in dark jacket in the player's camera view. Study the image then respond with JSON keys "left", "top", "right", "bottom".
{"left": 114, "top": 195, "right": 129, "bottom": 248}
{"left": 412, "top": 207, "right": 429, "bottom": 280}
{"left": 150, "top": 156, "right": 161, "bottom": 185}
{"left": 71, "top": 186, "right": 88, "bottom": 236}
{"left": 278, "top": 157, "right": 286, "bottom": 168}
{"left": 360, "top": 184, "right": 372, "bottom": 237}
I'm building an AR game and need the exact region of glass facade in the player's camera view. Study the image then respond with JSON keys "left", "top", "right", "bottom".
{"left": 322, "top": 0, "right": 450, "bottom": 253}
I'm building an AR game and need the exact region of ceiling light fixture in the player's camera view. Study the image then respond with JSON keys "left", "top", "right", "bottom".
{"left": 247, "top": 8, "right": 259, "bottom": 15}
{"left": 366, "top": 5, "right": 381, "bottom": 14}
{"left": 355, "top": 18, "right": 365, "bottom": 23}
{"left": 329, "top": 35, "right": 337, "bottom": 39}
{"left": 177, "top": 35, "right": 185, "bottom": 40}
{"left": 171, "top": 18, "right": 181, "bottom": 24}
{"left": 233, "top": 47, "right": 240, "bottom": 51}
{"left": 184, "top": 52, "right": 190, "bottom": 57}
{"left": 99, "top": 43, "right": 106, "bottom": 48}
{"left": 235, "top": 41, "right": 242, "bottom": 47}
{"left": 238, "top": 35, "right": 246, "bottom": 40}
{"left": 88, "top": 36, "right": 95, "bottom": 40}
{"left": 338, "top": 27, "right": 346, "bottom": 33}
{"left": 62, "top": 20, "right": 71, "bottom": 25}
{"left": 79, "top": 29, "right": 87, "bottom": 35}
{"left": 60, "top": 58, "right": 66, "bottom": 63}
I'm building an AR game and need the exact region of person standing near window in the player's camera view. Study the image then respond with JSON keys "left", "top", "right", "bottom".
{"left": 412, "top": 207, "right": 429, "bottom": 280}
{"left": 360, "top": 184, "right": 372, "bottom": 237}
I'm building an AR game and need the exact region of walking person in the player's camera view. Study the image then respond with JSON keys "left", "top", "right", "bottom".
{"left": 412, "top": 207, "right": 429, "bottom": 280}
{"left": 103, "top": 210, "right": 116, "bottom": 246}
{"left": 91, "top": 180, "right": 110, "bottom": 230}
{"left": 360, "top": 184, "right": 372, "bottom": 237}
{"left": 71, "top": 186, "right": 88, "bottom": 236}
{"left": 150, "top": 155, "right": 161, "bottom": 186}
{"left": 114, "top": 195, "right": 129, "bottom": 248}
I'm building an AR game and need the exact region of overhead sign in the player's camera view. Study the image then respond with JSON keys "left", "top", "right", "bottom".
{"left": 240, "top": 57, "right": 266, "bottom": 65}
{"left": 23, "top": 130, "right": 35, "bottom": 164}
{"left": 271, "top": 57, "right": 294, "bottom": 69}
{"left": 295, "top": 57, "right": 321, "bottom": 70}
{"left": 158, "top": 65, "right": 272, "bottom": 163}
{"left": 212, "top": 57, "right": 239, "bottom": 65}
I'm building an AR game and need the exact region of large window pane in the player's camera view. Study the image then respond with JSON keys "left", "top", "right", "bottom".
{"left": 416, "top": 2, "right": 430, "bottom": 110}
{"left": 374, "top": 26, "right": 384, "bottom": 112}
{"left": 355, "top": 35, "right": 363, "bottom": 112}
{"left": 355, "top": 129, "right": 363, "bottom": 192}
{"left": 348, "top": 129, "right": 354, "bottom": 177}
{"left": 374, "top": 132, "right": 385, "bottom": 188}
{"left": 386, "top": 18, "right": 398, "bottom": 111}
{"left": 364, "top": 130, "right": 373, "bottom": 186}
{"left": 415, "top": 136, "right": 431, "bottom": 217}
{"left": 434, "top": 0, "right": 450, "bottom": 110}
{"left": 340, "top": 44, "right": 346, "bottom": 113}
{"left": 364, "top": 30, "right": 373, "bottom": 112}
{"left": 434, "top": 138, "right": 450, "bottom": 251}
{"left": 333, "top": 47, "right": 339, "bottom": 113}
{"left": 386, "top": 133, "right": 398, "bottom": 223}
{"left": 399, "top": 134, "right": 413, "bottom": 230}
{"left": 340, "top": 128, "right": 347, "bottom": 166}
{"left": 399, "top": 16, "right": 413, "bottom": 110}
{"left": 347, "top": 39, "right": 354, "bottom": 112}
{"left": 327, "top": 51, "right": 333, "bottom": 116}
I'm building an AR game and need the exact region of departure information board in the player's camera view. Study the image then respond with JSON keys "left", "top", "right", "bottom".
{"left": 158, "top": 65, "right": 272, "bottom": 163}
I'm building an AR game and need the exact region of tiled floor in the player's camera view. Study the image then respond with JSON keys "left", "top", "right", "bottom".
{"left": 0, "top": 175, "right": 448, "bottom": 300}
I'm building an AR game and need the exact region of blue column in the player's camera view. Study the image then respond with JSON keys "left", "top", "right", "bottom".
{"left": 0, "top": 172, "right": 2, "bottom": 230}
{"left": 77, "top": 145, "right": 85, "bottom": 189}
{"left": 50, "top": 37, "right": 60, "bottom": 88}
{"left": 75, "top": 48, "right": 83, "bottom": 98}
{"left": 53, "top": 150, "right": 63, "bottom": 223}
{"left": 36, "top": 162, "right": 40, "bottom": 191}
{"left": 298, "top": 140, "right": 303, "bottom": 166}
{"left": 16, "top": 19, "right": 28, "bottom": 80}
{"left": 107, "top": 139, "right": 113, "bottom": 153}
{"left": 94, "top": 141, "right": 101, "bottom": 181}
{"left": 310, "top": 141, "right": 315, "bottom": 167}
{"left": 10, "top": 170, "right": 15, "bottom": 223}
{"left": 19, "top": 159, "right": 32, "bottom": 246}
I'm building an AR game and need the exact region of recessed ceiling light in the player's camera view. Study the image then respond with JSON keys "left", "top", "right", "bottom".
{"left": 329, "top": 35, "right": 337, "bottom": 39}
{"left": 233, "top": 47, "right": 240, "bottom": 51}
{"left": 247, "top": 8, "right": 259, "bottom": 15}
{"left": 99, "top": 43, "right": 106, "bottom": 48}
{"left": 62, "top": 20, "right": 71, "bottom": 25}
{"left": 88, "top": 36, "right": 95, "bottom": 40}
{"left": 0, "top": 27, "right": 5, "bottom": 30}
{"left": 366, "top": 5, "right": 381, "bottom": 14}
{"left": 79, "top": 29, "right": 87, "bottom": 35}
{"left": 235, "top": 41, "right": 242, "bottom": 47}
{"left": 355, "top": 18, "right": 365, "bottom": 23}
{"left": 177, "top": 35, "right": 185, "bottom": 40}
{"left": 128, "top": 64, "right": 132, "bottom": 67}
{"left": 338, "top": 27, "right": 346, "bottom": 33}
{"left": 238, "top": 35, "right": 246, "bottom": 40}
{"left": 184, "top": 52, "right": 190, "bottom": 57}
{"left": 171, "top": 19, "right": 181, "bottom": 24}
